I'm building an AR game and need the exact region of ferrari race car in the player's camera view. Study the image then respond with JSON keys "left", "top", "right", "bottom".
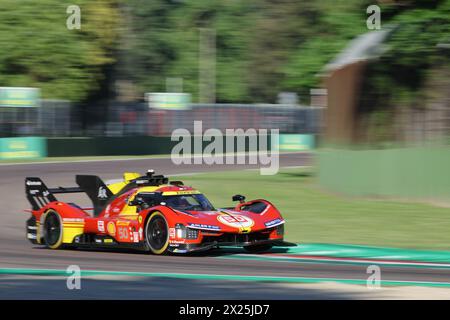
{"left": 25, "top": 170, "right": 295, "bottom": 254}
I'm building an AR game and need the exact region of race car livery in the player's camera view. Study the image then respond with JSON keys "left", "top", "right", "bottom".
{"left": 25, "top": 170, "right": 295, "bottom": 254}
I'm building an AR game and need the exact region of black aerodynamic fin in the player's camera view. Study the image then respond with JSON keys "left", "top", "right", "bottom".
{"left": 25, "top": 177, "right": 58, "bottom": 210}
{"left": 75, "top": 175, "right": 113, "bottom": 216}
{"left": 25, "top": 175, "right": 111, "bottom": 215}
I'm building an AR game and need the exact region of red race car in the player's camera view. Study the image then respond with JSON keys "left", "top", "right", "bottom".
{"left": 25, "top": 170, "right": 295, "bottom": 254}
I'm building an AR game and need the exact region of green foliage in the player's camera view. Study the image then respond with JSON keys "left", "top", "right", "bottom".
{"left": 0, "top": 0, "right": 448, "bottom": 104}
{"left": 0, "top": 0, "right": 121, "bottom": 102}
{"left": 126, "top": 0, "right": 256, "bottom": 102}
{"left": 376, "top": 1, "right": 450, "bottom": 97}
{"left": 244, "top": 1, "right": 325, "bottom": 102}
{"left": 353, "top": 0, "right": 450, "bottom": 130}
{"left": 282, "top": 1, "right": 370, "bottom": 100}
{"left": 282, "top": 37, "right": 347, "bottom": 99}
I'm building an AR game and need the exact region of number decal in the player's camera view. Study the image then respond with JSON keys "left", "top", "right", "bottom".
{"left": 118, "top": 226, "right": 129, "bottom": 240}
{"left": 217, "top": 214, "right": 254, "bottom": 228}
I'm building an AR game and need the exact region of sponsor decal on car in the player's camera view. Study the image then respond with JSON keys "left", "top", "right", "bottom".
{"left": 169, "top": 227, "right": 176, "bottom": 239}
{"left": 217, "top": 213, "right": 254, "bottom": 229}
{"left": 63, "top": 218, "right": 84, "bottom": 222}
{"left": 97, "top": 221, "right": 105, "bottom": 232}
{"left": 201, "top": 211, "right": 220, "bottom": 216}
{"left": 170, "top": 239, "right": 186, "bottom": 244}
{"left": 26, "top": 180, "right": 42, "bottom": 186}
{"left": 187, "top": 223, "right": 221, "bottom": 231}
{"left": 264, "top": 218, "right": 284, "bottom": 228}
{"left": 162, "top": 190, "right": 201, "bottom": 196}
{"left": 107, "top": 221, "right": 116, "bottom": 236}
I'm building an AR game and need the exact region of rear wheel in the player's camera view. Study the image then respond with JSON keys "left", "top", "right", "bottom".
{"left": 43, "top": 210, "right": 63, "bottom": 249}
{"left": 145, "top": 212, "right": 169, "bottom": 255}
{"left": 243, "top": 244, "right": 272, "bottom": 253}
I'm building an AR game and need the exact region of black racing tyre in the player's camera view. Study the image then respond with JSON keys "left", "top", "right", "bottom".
{"left": 243, "top": 244, "right": 273, "bottom": 253}
{"left": 43, "top": 210, "right": 64, "bottom": 249}
{"left": 145, "top": 212, "right": 169, "bottom": 255}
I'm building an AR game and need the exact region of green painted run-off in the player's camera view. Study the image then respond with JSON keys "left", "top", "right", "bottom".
{"left": 283, "top": 243, "right": 450, "bottom": 264}
{"left": 1, "top": 267, "right": 450, "bottom": 288}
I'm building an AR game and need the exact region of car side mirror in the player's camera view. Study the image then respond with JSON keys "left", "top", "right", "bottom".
{"left": 232, "top": 194, "right": 246, "bottom": 203}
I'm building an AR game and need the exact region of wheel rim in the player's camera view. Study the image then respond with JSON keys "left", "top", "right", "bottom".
{"left": 44, "top": 212, "right": 61, "bottom": 246}
{"left": 147, "top": 216, "right": 168, "bottom": 251}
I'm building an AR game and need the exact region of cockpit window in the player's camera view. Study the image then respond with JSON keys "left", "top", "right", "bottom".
{"left": 133, "top": 192, "right": 215, "bottom": 211}
{"left": 133, "top": 192, "right": 161, "bottom": 208}
{"left": 163, "top": 194, "right": 215, "bottom": 211}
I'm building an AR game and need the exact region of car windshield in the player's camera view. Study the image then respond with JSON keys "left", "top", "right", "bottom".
{"left": 163, "top": 194, "right": 215, "bottom": 211}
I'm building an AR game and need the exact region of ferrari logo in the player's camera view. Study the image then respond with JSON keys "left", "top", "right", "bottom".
{"left": 98, "top": 187, "right": 108, "bottom": 199}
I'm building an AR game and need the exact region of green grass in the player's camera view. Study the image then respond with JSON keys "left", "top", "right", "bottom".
{"left": 174, "top": 168, "right": 450, "bottom": 251}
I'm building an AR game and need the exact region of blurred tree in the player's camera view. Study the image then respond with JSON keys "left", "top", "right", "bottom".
{"left": 350, "top": 0, "right": 450, "bottom": 144}
{"left": 282, "top": 0, "right": 369, "bottom": 102}
{"left": 122, "top": 0, "right": 177, "bottom": 96}
{"left": 0, "top": 0, "right": 121, "bottom": 102}
{"left": 125, "top": 0, "right": 352, "bottom": 103}
{"left": 125, "top": 0, "right": 255, "bottom": 102}
{"left": 372, "top": 0, "right": 450, "bottom": 102}
{"left": 246, "top": 0, "right": 324, "bottom": 102}
{"left": 1, "top": 0, "right": 447, "bottom": 107}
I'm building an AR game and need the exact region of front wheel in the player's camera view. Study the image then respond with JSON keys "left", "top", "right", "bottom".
{"left": 243, "top": 244, "right": 272, "bottom": 253}
{"left": 43, "top": 210, "right": 64, "bottom": 249}
{"left": 145, "top": 212, "right": 169, "bottom": 255}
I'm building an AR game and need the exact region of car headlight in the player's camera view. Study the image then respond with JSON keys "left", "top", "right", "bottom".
{"left": 175, "top": 224, "right": 198, "bottom": 239}
{"left": 175, "top": 223, "right": 186, "bottom": 239}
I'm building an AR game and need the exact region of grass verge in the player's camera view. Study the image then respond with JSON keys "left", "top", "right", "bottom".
{"left": 174, "top": 168, "right": 450, "bottom": 251}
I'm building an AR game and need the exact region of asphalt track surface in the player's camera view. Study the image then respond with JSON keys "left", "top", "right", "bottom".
{"left": 1, "top": 153, "right": 450, "bottom": 299}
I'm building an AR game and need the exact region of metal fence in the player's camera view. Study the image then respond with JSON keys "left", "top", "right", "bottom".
{"left": 1, "top": 101, "right": 323, "bottom": 137}
{"left": 108, "top": 103, "right": 324, "bottom": 137}
{"left": 0, "top": 99, "right": 76, "bottom": 137}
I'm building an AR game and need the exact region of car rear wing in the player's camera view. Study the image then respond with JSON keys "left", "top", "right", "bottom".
{"left": 25, "top": 175, "right": 113, "bottom": 216}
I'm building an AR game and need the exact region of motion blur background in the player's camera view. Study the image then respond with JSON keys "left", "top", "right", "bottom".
{"left": 1, "top": 0, "right": 450, "bottom": 248}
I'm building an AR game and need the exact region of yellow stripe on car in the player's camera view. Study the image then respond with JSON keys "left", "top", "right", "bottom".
{"left": 62, "top": 222, "right": 84, "bottom": 244}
